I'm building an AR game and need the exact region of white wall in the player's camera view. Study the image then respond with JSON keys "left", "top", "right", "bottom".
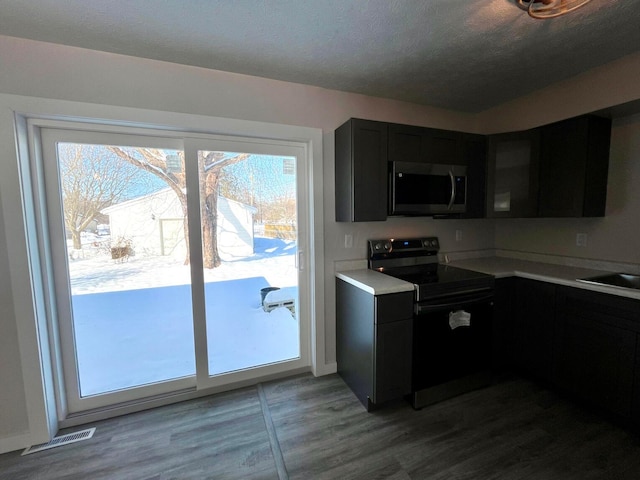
{"left": 0, "top": 34, "right": 639, "bottom": 452}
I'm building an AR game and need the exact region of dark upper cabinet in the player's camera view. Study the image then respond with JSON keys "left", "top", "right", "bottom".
{"left": 387, "top": 123, "right": 424, "bottom": 163}
{"left": 335, "top": 118, "right": 388, "bottom": 222}
{"left": 428, "top": 128, "right": 462, "bottom": 163}
{"left": 486, "top": 129, "right": 541, "bottom": 218}
{"left": 335, "top": 113, "right": 610, "bottom": 222}
{"left": 538, "top": 115, "right": 611, "bottom": 217}
{"left": 487, "top": 114, "right": 611, "bottom": 219}
{"left": 387, "top": 123, "right": 487, "bottom": 219}
{"left": 460, "top": 133, "right": 487, "bottom": 219}
{"left": 388, "top": 123, "right": 462, "bottom": 164}
{"left": 336, "top": 119, "right": 474, "bottom": 222}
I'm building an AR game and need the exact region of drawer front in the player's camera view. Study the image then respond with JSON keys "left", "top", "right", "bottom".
{"left": 375, "top": 292, "right": 414, "bottom": 324}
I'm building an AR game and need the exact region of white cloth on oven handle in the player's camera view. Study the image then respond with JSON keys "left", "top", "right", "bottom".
{"left": 449, "top": 310, "right": 471, "bottom": 329}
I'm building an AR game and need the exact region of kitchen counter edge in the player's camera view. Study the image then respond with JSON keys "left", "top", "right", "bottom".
{"left": 335, "top": 269, "right": 414, "bottom": 296}
{"left": 449, "top": 256, "right": 640, "bottom": 301}
{"left": 335, "top": 257, "right": 640, "bottom": 301}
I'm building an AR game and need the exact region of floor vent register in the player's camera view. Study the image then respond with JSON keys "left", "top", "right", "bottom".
{"left": 22, "top": 427, "right": 96, "bottom": 456}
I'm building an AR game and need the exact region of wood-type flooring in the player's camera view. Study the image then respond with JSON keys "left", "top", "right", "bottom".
{"left": 1, "top": 374, "right": 640, "bottom": 479}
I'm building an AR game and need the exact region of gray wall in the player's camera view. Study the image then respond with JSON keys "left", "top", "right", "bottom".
{"left": 0, "top": 194, "right": 29, "bottom": 439}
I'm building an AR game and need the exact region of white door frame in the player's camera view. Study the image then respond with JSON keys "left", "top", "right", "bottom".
{"left": 39, "top": 128, "right": 313, "bottom": 413}
{"left": 0, "top": 93, "right": 325, "bottom": 445}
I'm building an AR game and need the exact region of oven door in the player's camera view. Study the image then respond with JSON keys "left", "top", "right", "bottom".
{"left": 390, "top": 161, "right": 467, "bottom": 215}
{"left": 411, "top": 290, "right": 493, "bottom": 407}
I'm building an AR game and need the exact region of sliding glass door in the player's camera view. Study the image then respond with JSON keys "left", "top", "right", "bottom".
{"left": 40, "top": 127, "right": 308, "bottom": 414}
{"left": 184, "top": 137, "right": 307, "bottom": 389}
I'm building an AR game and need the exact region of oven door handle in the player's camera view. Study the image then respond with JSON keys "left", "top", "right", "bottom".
{"left": 415, "top": 292, "right": 494, "bottom": 316}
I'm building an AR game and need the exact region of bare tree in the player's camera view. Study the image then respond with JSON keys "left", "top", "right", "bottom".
{"left": 262, "top": 194, "right": 296, "bottom": 225}
{"left": 107, "top": 147, "right": 247, "bottom": 268}
{"left": 219, "top": 156, "right": 297, "bottom": 226}
{"left": 58, "top": 144, "right": 142, "bottom": 250}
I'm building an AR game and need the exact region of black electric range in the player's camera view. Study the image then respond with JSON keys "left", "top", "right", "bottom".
{"left": 368, "top": 237, "right": 494, "bottom": 302}
{"left": 368, "top": 236, "right": 495, "bottom": 409}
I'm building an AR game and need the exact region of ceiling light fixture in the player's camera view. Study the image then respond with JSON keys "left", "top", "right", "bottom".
{"left": 517, "top": 0, "right": 591, "bottom": 19}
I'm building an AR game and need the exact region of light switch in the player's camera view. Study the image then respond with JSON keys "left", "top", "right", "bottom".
{"left": 344, "top": 234, "right": 353, "bottom": 249}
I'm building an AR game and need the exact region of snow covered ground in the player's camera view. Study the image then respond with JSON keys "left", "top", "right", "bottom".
{"left": 67, "top": 237, "right": 300, "bottom": 397}
{"left": 69, "top": 236, "right": 298, "bottom": 295}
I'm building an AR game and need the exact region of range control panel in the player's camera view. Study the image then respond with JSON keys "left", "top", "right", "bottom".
{"left": 368, "top": 237, "right": 439, "bottom": 257}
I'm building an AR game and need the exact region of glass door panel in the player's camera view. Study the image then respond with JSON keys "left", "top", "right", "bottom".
{"left": 41, "top": 128, "right": 311, "bottom": 415}
{"left": 42, "top": 129, "right": 196, "bottom": 412}
{"left": 194, "top": 149, "right": 300, "bottom": 376}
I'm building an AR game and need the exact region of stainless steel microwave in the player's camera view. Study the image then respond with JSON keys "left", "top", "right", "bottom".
{"left": 389, "top": 161, "right": 467, "bottom": 216}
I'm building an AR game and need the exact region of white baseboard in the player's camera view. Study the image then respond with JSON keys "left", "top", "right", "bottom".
{"left": 0, "top": 431, "right": 31, "bottom": 455}
{"left": 313, "top": 361, "right": 337, "bottom": 377}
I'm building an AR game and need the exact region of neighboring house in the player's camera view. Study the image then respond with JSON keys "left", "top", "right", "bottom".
{"left": 102, "top": 188, "right": 257, "bottom": 260}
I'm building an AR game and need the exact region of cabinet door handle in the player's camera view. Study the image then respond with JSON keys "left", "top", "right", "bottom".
{"left": 448, "top": 170, "right": 456, "bottom": 210}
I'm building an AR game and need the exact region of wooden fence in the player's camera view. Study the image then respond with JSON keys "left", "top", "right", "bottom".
{"left": 263, "top": 224, "right": 297, "bottom": 240}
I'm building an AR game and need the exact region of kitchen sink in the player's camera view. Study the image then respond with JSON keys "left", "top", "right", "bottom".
{"left": 578, "top": 273, "right": 640, "bottom": 290}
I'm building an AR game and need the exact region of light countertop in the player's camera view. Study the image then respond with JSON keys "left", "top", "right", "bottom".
{"left": 335, "top": 269, "right": 414, "bottom": 295}
{"left": 336, "top": 256, "right": 640, "bottom": 300}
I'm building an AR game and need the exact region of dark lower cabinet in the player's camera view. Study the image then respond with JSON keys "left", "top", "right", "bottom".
{"left": 336, "top": 279, "right": 413, "bottom": 410}
{"left": 375, "top": 319, "right": 413, "bottom": 404}
{"left": 513, "top": 278, "right": 556, "bottom": 382}
{"left": 634, "top": 338, "right": 640, "bottom": 425}
{"left": 337, "top": 274, "right": 640, "bottom": 424}
{"left": 495, "top": 279, "right": 640, "bottom": 427}
{"left": 492, "top": 277, "right": 515, "bottom": 371}
{"left": 554, "top": 287, "right": 638, "bottom": 419}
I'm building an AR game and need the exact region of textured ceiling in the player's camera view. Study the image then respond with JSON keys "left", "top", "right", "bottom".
{"left": 1, "top": 0, "right": 639, "bottom": 112}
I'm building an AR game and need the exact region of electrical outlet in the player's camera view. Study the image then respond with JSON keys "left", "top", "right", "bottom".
{"left": 344, "top": 234, "right": 353, "bottom": 249}
{"left": 576, "top": 233, "right": 587, "bottom": 247}
{"left": 455, "top": 229, "right": 463, "bottom": 242}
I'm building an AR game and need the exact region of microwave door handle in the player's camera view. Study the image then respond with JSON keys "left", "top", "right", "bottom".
{"left": 447, "top": 170, "right": 456, "bottom": 210}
